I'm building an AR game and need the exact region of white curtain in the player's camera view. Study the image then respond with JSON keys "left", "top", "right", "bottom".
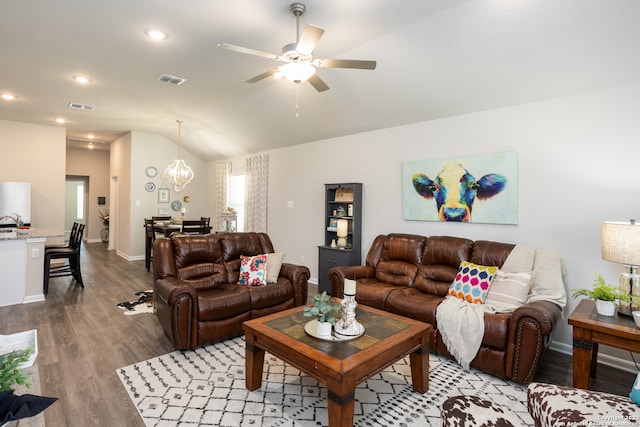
{"left": 214, "top": 160, "right": 231, "bottom": 232}
{"left": 244, "top": 154, "right": 269, "bottom": 232}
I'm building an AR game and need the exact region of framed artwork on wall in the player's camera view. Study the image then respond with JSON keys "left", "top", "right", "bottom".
{"left": 402, "top": 151, "right": 518, "bottom": 225}
{"left": 158, "top": 188, "right": 170, "bottom": 203}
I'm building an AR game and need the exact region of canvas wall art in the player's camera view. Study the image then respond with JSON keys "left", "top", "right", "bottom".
{"left": 402, "top": 151, "right": 518, "bottom": 224}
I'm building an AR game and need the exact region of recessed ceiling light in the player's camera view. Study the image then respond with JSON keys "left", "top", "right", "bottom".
{"left": 145, "top": 28, "right": 168, "bottom": 40}
{"left": 88, "top": 134, "right": 95, "bottom": 139}
{"left": 73, "top": 75, "right": 91, "bottom": 84}
{"left": 55, "top": 118, "right": 66, "bottom": 124}
{"left": 1, "top": 93, "right": 17, "bottom": 100}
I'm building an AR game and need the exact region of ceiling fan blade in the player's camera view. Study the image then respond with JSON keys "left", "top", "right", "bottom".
{"left": 296, "top": 25, "right": 325, "bottom": 55}
{"left": 245, "top": 69, "right": 279, "bottom": 83}
{"left": 307, "top": 74, "right": 330, "bottom": 92}
{"left": 317, "top": 59, "right": 377, "bottom": 70}
{"left": 218, "top": 42, "right": 281, "bottom": 61}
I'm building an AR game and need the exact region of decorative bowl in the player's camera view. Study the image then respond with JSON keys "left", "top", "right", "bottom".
{"left": 633, "top": 311, "right": 640, "bottom": 328}
{"left": 16, "top": 227, "right": 31, "bottom": 235}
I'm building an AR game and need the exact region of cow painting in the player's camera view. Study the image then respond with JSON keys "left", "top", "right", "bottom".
{"left": 412, "top": 162, "right": 507, "bottom": 222}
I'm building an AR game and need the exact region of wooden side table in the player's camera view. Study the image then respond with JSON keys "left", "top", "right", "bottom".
{"left": 568, "top": 299, "right": 640, "bottom": 389}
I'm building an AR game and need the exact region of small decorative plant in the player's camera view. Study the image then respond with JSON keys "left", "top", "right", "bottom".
{"left": 0, "top": 347, "right": 33, "bottom": 392}
{"left": 99, "top": 209, "right": 110, "bottom": 228}
{"left": 571, "top": 273, "right": 619, "bottom": 302}
{"left": 303, "top": 291, "right": 342, "bottom": 325}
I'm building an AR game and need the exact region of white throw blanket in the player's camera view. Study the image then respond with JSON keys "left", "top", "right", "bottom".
{"left": 436, "top": 244, "right": 566, "bottom": 371}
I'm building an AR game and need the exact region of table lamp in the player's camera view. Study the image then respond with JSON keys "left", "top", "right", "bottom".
{"left": 602, "top": 220, "right": 640, "bottom": 317}
{"left": 336, "top": 219, "right": 348, "bottom": 249}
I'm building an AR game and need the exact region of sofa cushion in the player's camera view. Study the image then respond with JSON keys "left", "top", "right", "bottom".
{"left": 239, "top": 254, "right": 267, "bottom": 286}
{"left": 219, "top": 232, "right": 271, "bottom": 261}
{"left": 265, "top": 252, "right": 285, "bottom": 283}
{"left": 469, "top": 240, "right": 515, "bottom": 268}
{"left": 176, "top": 262, "right": 228, "bottom": 292}
{"left": 413, "top": 236, "right": 474, "bottom": 295}
{"left": 448, "top": 261, "right": 498, "bottom": 304}
{"left": 385, "top": 287, "right": 442, "bottom": 324}
{"left": 172, "top": 234, "right": 222, "bottom": 267}
{"left": 373, "top": 234, "right": 425, "bottom": 287}
{"left": 197, "top": 283, "right": 251, "bottom": 321}
{"left": 484, "top": 271, "right": 531, "bottom": 311}
{"left": 354, "top": 278, "right": 398, "bottom": 310}
{"left": 248, "top": 278, "right": 293, "bottom": 309}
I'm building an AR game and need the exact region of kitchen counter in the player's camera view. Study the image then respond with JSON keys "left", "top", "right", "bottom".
{"left": 0, "top": 228, "right": 65, "bottom": 307}
{"left": 0, "top": 227, "right": 64, "bottom": 240}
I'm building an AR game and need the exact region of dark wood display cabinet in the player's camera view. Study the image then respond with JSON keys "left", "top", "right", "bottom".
{"left": 317, "top": 183, "right": 362, "bottom": 293}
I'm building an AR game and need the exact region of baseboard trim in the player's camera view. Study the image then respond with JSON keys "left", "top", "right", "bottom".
{"left": 550, "top": 340, "right": 638, "bottom": 374}
{"left": 23, "top": 294, "right": 45, "bottom": 304}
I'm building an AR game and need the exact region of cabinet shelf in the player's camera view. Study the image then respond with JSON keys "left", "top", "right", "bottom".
{"left": 319, "top": 183, "right": 362, "bottom": 293}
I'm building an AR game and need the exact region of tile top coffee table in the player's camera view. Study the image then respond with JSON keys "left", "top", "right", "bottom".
{"left": 243, "top": 303, "right": 432, "bottom": 427}
{"left": 569, "top": 299, "right": 640, "bottom": 389}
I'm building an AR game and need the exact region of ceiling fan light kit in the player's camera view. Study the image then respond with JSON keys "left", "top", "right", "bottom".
{"left": 218, "top": 2, "right": 376, "bottom": 92}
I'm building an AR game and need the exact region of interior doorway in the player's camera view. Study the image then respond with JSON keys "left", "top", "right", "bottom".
{"left": 65, "top": 175, "right": 89, "bottom": 241}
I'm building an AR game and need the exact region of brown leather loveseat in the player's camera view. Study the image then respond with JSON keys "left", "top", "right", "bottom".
{"left": 153, "top": 232, "right": 310, "bottom": 350}
{"left": 329, "top": 233, "right": 566, "bottom": 384}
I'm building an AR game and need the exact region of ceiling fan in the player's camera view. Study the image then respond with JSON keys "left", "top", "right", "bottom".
{"left": 218, "top": 3, "right": 376, "bottom": 92}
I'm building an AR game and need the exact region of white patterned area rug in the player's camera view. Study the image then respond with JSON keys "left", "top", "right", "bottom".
{"left": 117, "top": 336, "right": 533, "bottom": 426}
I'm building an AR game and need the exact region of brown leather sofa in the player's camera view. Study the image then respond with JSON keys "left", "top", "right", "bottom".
{"left": 153, "top": 232, "right": 310, "bottom": 350}
{"left": 328, "top": 233, "right": 564, "bottom": 384}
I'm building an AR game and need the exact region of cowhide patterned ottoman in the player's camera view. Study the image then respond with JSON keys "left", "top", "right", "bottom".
{"left": 528, "top": 382, "right": 640, "bottom": 427}
{"left": 440, "top": 395, "right": 521, "bottom": 426}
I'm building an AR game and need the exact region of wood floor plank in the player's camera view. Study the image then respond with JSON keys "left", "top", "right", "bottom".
{"left": 0, "top": 241, "right": 633, "bottom": 426}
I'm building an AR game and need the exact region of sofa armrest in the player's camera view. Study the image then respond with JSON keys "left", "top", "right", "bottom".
{"left": 154, "top": 277, "right": 199, "bottom": 350}
{"left": 329, "top": 265, "right": 376, "bottom": 297}
{"left": 506, "top": 300, "right": 562, "bottom": 384}
{"left": 279, "top": 263, "right": 310, "bottom": 306}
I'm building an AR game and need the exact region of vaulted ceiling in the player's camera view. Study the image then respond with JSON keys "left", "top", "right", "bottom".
{"left": 2, "top": 0, "right": 640, "bottom": 161}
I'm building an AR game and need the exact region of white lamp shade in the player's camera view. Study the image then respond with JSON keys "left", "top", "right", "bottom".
{"left": 336, "top": 219, "right": 348, "bottom": 238}
{"left": 602, "top": 221, "right": 640, "bottom": 266}
{"left": 279, "top": 62, "right": 316, "bottom": 83}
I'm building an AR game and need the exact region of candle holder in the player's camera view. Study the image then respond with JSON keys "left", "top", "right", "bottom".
{"left": 334, "top": 294, "right": 364, "bottom": 337}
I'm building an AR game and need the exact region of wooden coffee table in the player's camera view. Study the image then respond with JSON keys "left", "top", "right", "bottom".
{"left": 569, "top": 299, "right": 640, "bottom": 389}
{"left": 243, "top": 304, "right": 431, "bottom": 427}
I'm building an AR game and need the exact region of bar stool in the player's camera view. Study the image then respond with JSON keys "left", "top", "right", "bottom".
{"left": 43, "top": 223, "right": 85, "bottom": 294}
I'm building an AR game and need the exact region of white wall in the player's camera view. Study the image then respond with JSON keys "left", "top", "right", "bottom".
{"left": 0, "top": 120, "right": 66, "bottom": 233}
{"left": 127, "top": 131, "right": 206, "bottom": 259}
{"left": 66, "top": 148, "right": 111, "bottom": 242}
{"left": 260, "top": 82, "right": 640, "bottom": 359}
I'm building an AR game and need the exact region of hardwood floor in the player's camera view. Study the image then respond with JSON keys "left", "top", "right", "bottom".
{"left": 0, "top": 241, "right": 633, "bottom": 426}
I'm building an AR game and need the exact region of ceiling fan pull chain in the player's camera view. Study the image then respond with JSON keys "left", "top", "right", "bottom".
{"left": 295, "top": 86, "right": 300, "bottom": 118}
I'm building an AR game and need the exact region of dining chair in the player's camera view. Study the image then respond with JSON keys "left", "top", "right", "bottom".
{"left": 181, "top": 219, "right": 211, "bottom": 234}
{"left": 43, "top": 222, "right": 85, "bottom": 294}
{"left": 144, "top": 218, "right": 155, "bottom": 272}
{"left": 200, "top": 217, "right": 211, "bottom": 227}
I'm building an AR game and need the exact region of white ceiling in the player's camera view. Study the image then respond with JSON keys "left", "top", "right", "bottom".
{"left": 2, "top": 0, "right": 640, "bottom": 161}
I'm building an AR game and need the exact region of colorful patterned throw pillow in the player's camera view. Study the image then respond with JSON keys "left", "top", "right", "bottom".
{"left": 448, "top": 261, "right": 498, "bottom": 304}
{"left": 238, "top": 254, "right": 267, "bottom": 286}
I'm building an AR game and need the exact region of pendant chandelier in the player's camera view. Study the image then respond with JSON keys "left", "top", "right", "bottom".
{"left": 162, "top": 119, "right": 194, "bottom": 193}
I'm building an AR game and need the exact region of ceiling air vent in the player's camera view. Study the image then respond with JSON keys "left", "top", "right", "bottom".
{"left": 158, "top": 73, "right": 186, "bottom": 85}
{"left": 68, "top": 102, "right": 95, "bottom": 111}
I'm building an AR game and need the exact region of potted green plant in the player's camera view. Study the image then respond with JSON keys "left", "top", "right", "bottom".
{"left": 303, "top": 291, "right": 342, "bottom": 336}
{"left": 571, "top": 273, "right": 620, "bottom": 316}
{"left": 0, "top": 348, "right": 32, "bottom": 393}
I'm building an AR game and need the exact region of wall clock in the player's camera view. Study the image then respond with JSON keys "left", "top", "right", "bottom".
{"left": 145, "top": 166, "right": 158, "bottom": 178}
{"left": 145, "top": 182, "right": 156, "bottom": 192}
{"left": 171, "top": 200, "right": 182, "bottom": 212}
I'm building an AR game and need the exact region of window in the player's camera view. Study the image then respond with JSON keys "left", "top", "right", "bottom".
{"left": 228, "top": 175, "right": 245, "bottom": 232}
